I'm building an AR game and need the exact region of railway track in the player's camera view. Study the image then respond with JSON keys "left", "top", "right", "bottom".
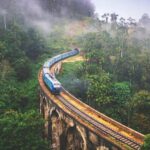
{"left": 39, "top": 54, "right": 144, "bottom": 150}
{"left": 59, "top": 90, "right": 141, "bottom": 150}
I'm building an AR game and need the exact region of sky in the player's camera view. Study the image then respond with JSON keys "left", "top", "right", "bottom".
{"left": 91, "top": 0, "right": 150, "bottom": 21}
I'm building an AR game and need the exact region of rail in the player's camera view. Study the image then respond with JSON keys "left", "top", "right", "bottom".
{"left": 38, "top": 52, "right": 144, "bottom": 150}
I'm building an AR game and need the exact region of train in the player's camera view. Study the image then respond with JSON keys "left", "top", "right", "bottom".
{"left": 42, "top": 48, "right": 79, "bottom": 94}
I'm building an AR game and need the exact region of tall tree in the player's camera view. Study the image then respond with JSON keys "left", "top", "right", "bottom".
{"left": 102, "top": 13, "right": 109, "bottom": 23}
{"left": 141, "top": 134, "right": 150, "bottom": 150}
{"left": 110, "top": 13, "right": 118, "bottom": 23}
{"left": 130, "top": 90, "right": 150, "bottom": 133}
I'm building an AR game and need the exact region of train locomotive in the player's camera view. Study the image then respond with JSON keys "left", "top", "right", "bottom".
{"left": 42, "top": 48, "right": 79, "bottom": 94}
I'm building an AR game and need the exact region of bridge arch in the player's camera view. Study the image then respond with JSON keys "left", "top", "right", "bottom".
{"left": 76, "top": 125, "right": 87, "bottom": 150}
{"left": 50, "top": 107, "right": 61, "bottom": 119}
{"left": 39, "top": 49, "right": 144, "bottom": 150}
{"left": 61, "top": 124, "right": 86, "bottom": 150}
{"left": 40, "top": 96, "right": 49, "bottom": 119}
{"left": 49, "top": 109, "right": 61, "bottom": 149}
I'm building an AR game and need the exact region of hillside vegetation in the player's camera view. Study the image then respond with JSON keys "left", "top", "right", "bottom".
{"left": 0, "top": 0, "right": 150, "bottom": 149}
{"left": 58, "top": 13, "right": 150, "bottom": 149}
{"left": 0, "top": 0, "right": 94, "bottom": 149}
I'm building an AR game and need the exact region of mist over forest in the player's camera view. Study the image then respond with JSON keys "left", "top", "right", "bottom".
{"left": 0, "top": 0, "right": 150, "bottom": 149}
{"left": 0, "top": 0, "right": 94, "bottom": 32}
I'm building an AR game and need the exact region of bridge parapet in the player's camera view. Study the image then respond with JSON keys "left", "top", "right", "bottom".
{"left": 39, "top": 87, "right": 121, "bottom": 150}
{"left": 38, "top": 54, "right": 144, "bottom": 150}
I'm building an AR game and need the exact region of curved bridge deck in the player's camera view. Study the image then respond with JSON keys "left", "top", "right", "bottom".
{"left": 38, "top": 55, "right": 144, "bottom": 150}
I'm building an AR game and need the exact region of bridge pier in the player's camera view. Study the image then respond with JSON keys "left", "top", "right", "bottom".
{"left": 40, "top": 94, "right": 50, "bottom": 138}
{"left": 39, "top": 91, "right": 121, "bottom": 150}
{"left": 39, "top": 50, "right": 144, "bottom": 150}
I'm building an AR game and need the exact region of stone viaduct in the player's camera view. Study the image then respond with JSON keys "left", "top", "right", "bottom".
{"left": 38, "top": 56, "right": 144, "bottom": 150}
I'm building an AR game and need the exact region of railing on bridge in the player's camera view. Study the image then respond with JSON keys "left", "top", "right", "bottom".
{"left": 38, "top": 51, "right": 144, "bottom": 150}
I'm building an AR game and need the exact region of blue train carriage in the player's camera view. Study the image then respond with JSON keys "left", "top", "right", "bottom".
{"left": 43, "top": 67, "right": 49, "bottom": 74}
{"left": 64, "top": 48, "right": 79, "bottom": 58}
{"left": 43, "top": 59, "right": 52, "bottom": 68}
{"left": 43, "top": 73, "right": 62, "bottom": 94}
{"left": 42, "top": 48, "right": 79, "bottom": 95}
{"left": 73, "top": 48, "right": 80, "bottom": 55}
{"left": 60, "top": 48, "right": 79, "bottom": 59}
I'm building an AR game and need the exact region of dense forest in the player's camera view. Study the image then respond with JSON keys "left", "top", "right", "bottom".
{"left": 0, "top": 0, "right": 150, "bottom": 149}
{"left": 60, "top": 13, "right": 150, "bottom": 134}
{"left": 58, "top": 13, "right": 150, "bottom": 149}
{"left": 0, "top": 0, "right": 94, "bottom": 20}
{"left": 0, "top": 12, "right": 49, "bottom": 150}
{"left": 0, "top": 0, "right": 94, "bottom": 149}
{"left": 76, "top": 15, "right": 150, "bottom": 133}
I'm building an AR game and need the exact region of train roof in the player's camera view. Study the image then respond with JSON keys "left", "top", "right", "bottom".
{"left": 45, "top": 74, "right": 61, "bottom": 86}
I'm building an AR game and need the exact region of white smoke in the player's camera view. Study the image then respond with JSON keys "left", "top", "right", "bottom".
{"left": 17, "top": 0, "right": 53, "bottom": 33}
{"left": 0, "top": 0, "right": 55, "bottom": 33}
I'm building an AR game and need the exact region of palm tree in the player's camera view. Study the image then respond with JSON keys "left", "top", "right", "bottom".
{"left": 127, "top": 17, "right": 136, "bottom": 26}
{"left": 102, "top": 13, "right": 109, "bottom": 23}
{"left": 110, "top": 13, "right": 118, "bottom": 23}
{"left": 119, "top": 17, "right": 126, "bottom": 26}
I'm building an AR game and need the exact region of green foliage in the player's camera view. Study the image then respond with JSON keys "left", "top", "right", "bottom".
{"left": 70, "top": 24, "right": 150, "bottom": 133}
{"left": 22, "top": 29, "right": 46, "bottom": 60}
{"left": 47, "top": 31, "right": 70, "bottom": 51}
{"left": 0, "top": 1, "right": 150, "bottom": 147}
{"left": 81, "top": 32, "right": 102, "bottom": 52}
{"left": 57, "top": 62, "right": 87, "bottom": 100}
{"left": 0, "top": 110, "right": 49, "bottom": 150}
{"left": 0, "top": 78, "right": 38, "bottom": 113}
{"left": 14, "top": 58, "right": 32, "bottom": 81}
{"left": 141, "top": 134, "right": 150, "bottom": 150}
{"left": 112, "top": 82, "right": 131, "bottom": 104}
{"left": 0, "top": 41, "right": 7, "bottom": 60}
{"left": 130, "top": 90, "right": 150, "bottom": 133}
{"left": 86, "top": 72, "right": 112, "bottom": 107}
{"left": 111, "top": 82, "right": 131, "bottom": 123}
{"left": 0, "top": 80, "right": 20, "bottom": 112}
{"left": 0, "top": 1, "right": 95, "bottom": 149}
{"left": 0, "top": 60, "right": 16, "bottom": 80}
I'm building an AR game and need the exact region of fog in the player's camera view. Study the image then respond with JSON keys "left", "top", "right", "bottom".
{"left": 0, "top": 0, "right": 150, "bottom": 39}
{"left": 0, "top": 0, "right": 60, "bottom": 33}
{"left": 0, "top": 0, "right": 95, "bottom": 34}
{"left": 19, "top": 0, "right": 55, "bottom": 32}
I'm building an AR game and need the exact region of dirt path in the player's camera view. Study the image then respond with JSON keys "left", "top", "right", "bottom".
{"left": 63, "top": 55, "right": 85, "bottom": 63}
